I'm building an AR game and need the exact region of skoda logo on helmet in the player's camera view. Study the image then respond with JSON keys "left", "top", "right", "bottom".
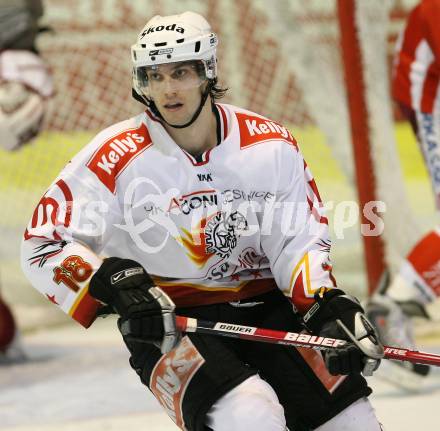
{"left": 141, "top": 23, "right": 185, "bottom": 38}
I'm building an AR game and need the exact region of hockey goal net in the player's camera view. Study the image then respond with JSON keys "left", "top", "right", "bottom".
{"left": 1, "top": 0, "right": 430, "bottom": 331}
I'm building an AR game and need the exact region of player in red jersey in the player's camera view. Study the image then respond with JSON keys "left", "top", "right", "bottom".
{"left": 367, "top": 0, "right": 440, "bottom": 390}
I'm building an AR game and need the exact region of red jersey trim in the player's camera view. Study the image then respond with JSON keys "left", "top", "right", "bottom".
{"left": 154, "top": 278, "right": 277, "bottom": 308}
{"left": 68, "top": 284, "right": 100, "bottom": 328}
{"left": 146, "top": 105, "right": 228, "bottom": 167}
{"left": 181, "top": 147, "right": 213, "bottom": 166}
{"left": 217, "top": 104, "right": 229, "bottom": 140}
{"left": 146, "top": 109, "right": 162, "bottom": 123}
{"left": 146, "top": 108, "right": 214, "bottom": 166}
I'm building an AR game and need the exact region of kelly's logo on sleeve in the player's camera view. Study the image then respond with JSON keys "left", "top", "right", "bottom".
{"left": 236, "top": 112, "right": 297, "bottom": 149}
{"left": 87, "top": 123, "right": 152, "bottom": 193}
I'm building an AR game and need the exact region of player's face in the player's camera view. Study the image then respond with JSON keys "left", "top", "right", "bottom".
{"left": 145, "top": 61, "right": 206, "bottom": 125}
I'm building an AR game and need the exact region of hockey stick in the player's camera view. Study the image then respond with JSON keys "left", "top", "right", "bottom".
{"left": 176, "top": 316, "right": 440, "bottom": 367}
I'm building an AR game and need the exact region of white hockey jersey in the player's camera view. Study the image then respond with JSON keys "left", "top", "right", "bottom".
{"left": 21, "top": 103, "right": 336, "bottom": 328}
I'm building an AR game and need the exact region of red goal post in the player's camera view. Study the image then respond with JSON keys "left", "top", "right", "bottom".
{"left": 338, "top": 0, "right": 388, "bottom": 292}
{"left": 336, "top": 0, "right": 420, "bottom": 293}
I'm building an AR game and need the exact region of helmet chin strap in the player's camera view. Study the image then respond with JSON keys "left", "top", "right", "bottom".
{"left": 147, "top": 82, "right": 213, "bottom": 129}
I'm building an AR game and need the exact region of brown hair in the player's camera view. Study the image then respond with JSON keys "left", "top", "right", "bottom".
{"left": 209, "top": 78, "right": 228, "bottom": 100}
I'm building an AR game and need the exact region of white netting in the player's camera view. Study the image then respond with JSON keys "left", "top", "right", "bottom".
{"left": 0, "top": 0, "right": 423, "bottom": 330}
{"left": 355, "top": 0, "right": 422, "bottom": 267}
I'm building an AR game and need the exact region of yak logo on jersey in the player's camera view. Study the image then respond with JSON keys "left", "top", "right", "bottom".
{"left": 141, "top": 24, "right": 185, "bottom": 38}
{"left": 197, "top": 173, "right": 212, "bottom": 182}
{"left": 236, "top": 112, "right": 297, "bottom": 149}
{"left": 87, "top": 123, "right": 152, "bottom": 193}
{"left": 150, "top": 336, "right": 205, "bottom": 429}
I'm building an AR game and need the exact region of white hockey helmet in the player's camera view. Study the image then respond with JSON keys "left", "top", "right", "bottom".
{"left": 131, "top": 11, "right": 218, "bottom": 100}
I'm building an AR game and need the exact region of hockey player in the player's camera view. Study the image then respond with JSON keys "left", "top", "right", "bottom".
{"left": 366, "top": 0, "right": 440, "bottom": 390}
{"left": 0, "top": 0, "right": 54, "bottom": 361}
{"left": 21, "top": 12, "right": 384, "bottom": 430}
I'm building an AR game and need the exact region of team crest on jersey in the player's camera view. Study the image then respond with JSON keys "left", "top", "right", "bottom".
{"left": 86, "top": 123, "right": 152, "bottom": 193}
{"left": 236, "top": 112, "right": 298, "bottom": 149}
{"left": 205, "top": 211, "right": 248, "bottom": 259}
{"left": 178, "top": 211, "right": 248, "bottom": 267}
{"left": 179, "top": 216, "right": 215, "bottom": 267}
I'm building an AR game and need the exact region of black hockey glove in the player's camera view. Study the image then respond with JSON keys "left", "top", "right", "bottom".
{"left": 89, "top": 257, "right": 180, "bottom": 354}
{"left": 303, "top": 288, "right": 384, "bottom": 376}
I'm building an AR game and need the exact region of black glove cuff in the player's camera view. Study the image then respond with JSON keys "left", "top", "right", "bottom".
{"left": 303, "top": 288, "right": 364, "bottom": 334}
{"left": 89, "top": 257, "right": 154, "bottom": 309}
{"left": 89, "top": 257, "right": 119, "bottom": 305}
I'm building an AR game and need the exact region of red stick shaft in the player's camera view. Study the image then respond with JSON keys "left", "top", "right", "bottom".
{"left": 383, "top": 347, "right": 440, "bottom": 367}
{"left": 176, "top": 316, "right": 440, "bottom": 367}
